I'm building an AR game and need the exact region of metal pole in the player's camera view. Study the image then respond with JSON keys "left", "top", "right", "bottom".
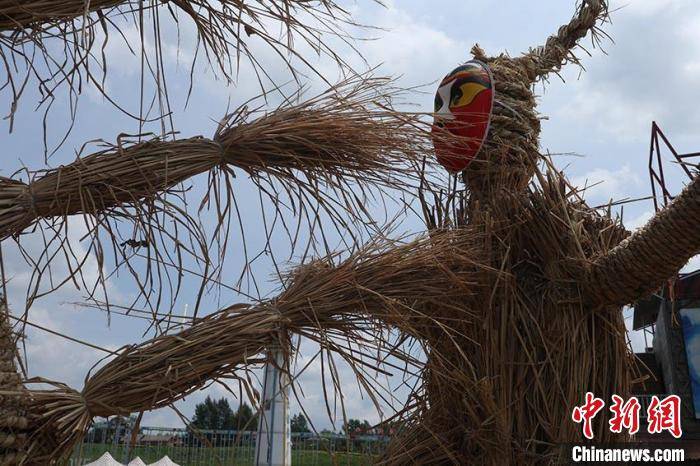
{"left": 255, "top": 347, "right": 291, "bottom": 466}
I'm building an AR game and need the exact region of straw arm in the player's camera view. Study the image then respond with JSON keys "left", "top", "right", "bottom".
{"left": 0, "top": 138, "right": 221, "bottom": 241}
{"left": 23, "top": 296, "right": 413, "bottom": 462}
{"left": 583, "top": 174, "right": 700, "bottom": 306}
{"left": 21, "top": 304, "right": 282, "bottom": 462}
{"left": 22, "top": 229, "right": 482, "bottom": 462}
{"left": 518, "top": 0, "right": 608, "bottom": 81}
{"left": 276, "top": 229, "right": 485, "bottom": 339}
{"left": 0, "top": 77, "right": 430, "bottom": 242}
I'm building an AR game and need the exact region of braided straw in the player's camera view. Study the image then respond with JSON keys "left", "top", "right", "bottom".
{"left": 585, "top": 174, "right": 700, "bottom": 306}
{"left": 467, "top": 45, "right": 541, "bottom": 193}
{"left": 519, "top": 0, "right": 609, "bottom": 81}
{"left": 463, "top": 2, "right": 608, "bottom": 194}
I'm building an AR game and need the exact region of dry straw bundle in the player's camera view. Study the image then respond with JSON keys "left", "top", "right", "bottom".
{"left": 0, "top": 0, "right": 373, "bottom": 131}
{"left": 21, "top": 304, "right": 282, "bottom": 463}
{"left": 1, "top": 76, "right": 428, "bottom": 242}
{"left": 585, "top": 173, "right": 700, "bottom": 306}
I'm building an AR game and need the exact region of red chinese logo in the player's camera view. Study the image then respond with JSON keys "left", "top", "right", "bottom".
{"left": 572, "top": 392, "right": 605, "bottom": 440}
{"left": 572, "top": 393, "right": 683, "bottom": 439}
{"left": 609, "top": 394, "right": 641, "bottom": 435}
{"left": 647, "top": 395, "right": 682, "bottom": 438}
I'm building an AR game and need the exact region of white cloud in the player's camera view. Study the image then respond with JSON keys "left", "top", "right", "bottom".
{"left": 21, "top": 307, "right": 114, "bottom": 386}
{"left": 572, "top": 165, "right": 642, "bottom": 204}
{"left": 682, "top": 255, "right": 700, "bottom": 274}
{"left": 625, "top": 209, "right": 653, "bottom": 231}
{"left": 547, "top": 1, "right": 700, "bottom": 144}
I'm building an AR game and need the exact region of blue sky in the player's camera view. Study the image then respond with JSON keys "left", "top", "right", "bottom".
{"left": 2, "top": 0, "right": 700, "bottom": 429}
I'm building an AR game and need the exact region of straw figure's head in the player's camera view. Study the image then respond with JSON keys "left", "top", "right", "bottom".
{"left": 432, "top": 60, "right": 494, "bottom": 173}
{"left": 462, "top": 45, "right": 542, "bottom": 195}
{"left": 432, "top": 0, "right": 609, "bottom": 198}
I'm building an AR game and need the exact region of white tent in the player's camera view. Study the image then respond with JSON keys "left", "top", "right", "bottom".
{"left": 83, "top": 453, "right": 180, "bottom": 466}
{"left": 148, "top": 456, "right": 180, "bottom": 466}
{"left": 85, "top": 453, "right": 123, "bottom": 466}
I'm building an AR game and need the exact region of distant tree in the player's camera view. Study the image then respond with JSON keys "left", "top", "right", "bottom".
{"left": 231, "top": 402, "right": 257, "bottom": 431}
{"left": 290, "top": 413, "right": 310, "bottom": 433}
{"left": 216, "top": 398, "right": 235, "bottom": 429}
{"left": 377, "top": 420, "right": 400, "bottom": 436}
{"left": 190, "top": 396, "right": 234, "bottom": 430}
{"left": 189, "top": 397, "right": 259, "bottom": 433}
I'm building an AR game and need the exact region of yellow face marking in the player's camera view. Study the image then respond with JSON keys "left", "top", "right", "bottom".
{"left": 451, "top": 82, "right": 487, "bottom": 108}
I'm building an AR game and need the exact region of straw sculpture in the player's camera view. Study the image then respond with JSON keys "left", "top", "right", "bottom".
{"left": 8, "top": 0, "right": 700, "bottom": 465}
{"left": 381, "top": 1, "right": 696, "bottom": 462}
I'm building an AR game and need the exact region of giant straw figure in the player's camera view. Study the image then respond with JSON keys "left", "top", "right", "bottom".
{"left": 380, "top": 0, "right": 700, "bottom": 462}
{"left": 6, "top": 1, "right": 700, "bottom": 464}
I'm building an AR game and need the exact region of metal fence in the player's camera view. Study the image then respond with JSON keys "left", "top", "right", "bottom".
{"left": 70, "top": 426, "right": 389, "bottom": 465}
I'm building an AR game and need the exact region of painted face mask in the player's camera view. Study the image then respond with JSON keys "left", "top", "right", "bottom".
{"left": 431, "top": 60, "right": 494, "bottom": 173}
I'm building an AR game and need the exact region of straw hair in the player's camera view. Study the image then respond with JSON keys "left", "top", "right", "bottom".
{"left": 0, "top": 0, "right": 365, "bottom": 75}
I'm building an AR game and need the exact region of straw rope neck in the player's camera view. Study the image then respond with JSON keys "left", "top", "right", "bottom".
{"left": 461, "top": 0, "right": 609, "bottom": 200}
{"left": 462, "top": 45, "right": 541, "bottom": 204}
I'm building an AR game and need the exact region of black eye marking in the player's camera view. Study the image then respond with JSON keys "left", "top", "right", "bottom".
{"left": 450, "top": 85, "right": 463, "bottom": 106}
{"left": 434, "top": 93, "right": 443, "bottom": 112}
